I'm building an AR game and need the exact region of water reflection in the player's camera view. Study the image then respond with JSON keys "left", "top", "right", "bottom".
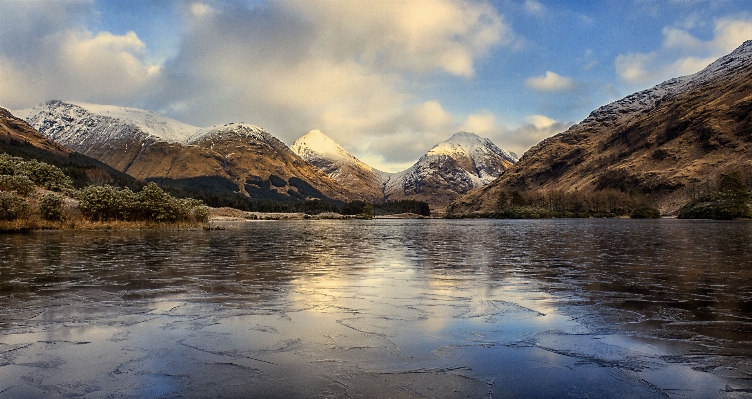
{"left": 0, "top": 219, "right": 750, "bottom": 398}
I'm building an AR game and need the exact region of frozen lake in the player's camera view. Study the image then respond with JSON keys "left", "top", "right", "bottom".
{"left": 0, "top": 219, "right": 751, "bottom": 398}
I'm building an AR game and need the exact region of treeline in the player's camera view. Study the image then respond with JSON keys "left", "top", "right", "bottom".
{"left": 493, "top": 188, "right": 656, "bottom": 218}
{"left": 449, "top": 188, "right": 659, "bottom": 219}
{"left": 341, "top": 200, "right": 431, "bottom": 217}
{"left": 678, "top": 173, "right": 752, "bottom": 219}
{"left": 161, "top": 183, "right": 431, "bottom": 217}
{"left": 160, "top": 186, "right": 343, "bottom": 214}
{"left": 0, "top": 154, "right": 208, "bottom": 229}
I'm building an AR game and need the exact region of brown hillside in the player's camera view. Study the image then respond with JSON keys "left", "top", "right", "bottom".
{"left": 450, "top": 41, "right": 752, "bottom": 215}
{"left": 0, "top": 108, "right": 71, "bottom": 157}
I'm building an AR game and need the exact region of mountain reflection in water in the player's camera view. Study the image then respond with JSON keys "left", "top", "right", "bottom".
{"left": 0, "top": 219, "right": 750, "bottom": 398}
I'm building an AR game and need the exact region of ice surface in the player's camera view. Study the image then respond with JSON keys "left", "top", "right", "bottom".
{"left": 0, "top": 219, "right": 750, "bottom": 398}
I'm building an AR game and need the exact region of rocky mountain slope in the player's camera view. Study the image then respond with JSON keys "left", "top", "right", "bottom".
{"left": 1, "top": 107, "right": 138, "bottom": 188}
{"left": 291, "top": 130, "right": 388, "bottom": 202}
{"left": 450, "top": 40, "right": 752, "bottom": 215}
{"left": 16, "top": 101, "right": 355, "bottom": 202}
{"left": 292, "top": 130, "right": 518, "bottom": 206}
{"left": 383, "top": 132, "right": 517, "bottom": 205}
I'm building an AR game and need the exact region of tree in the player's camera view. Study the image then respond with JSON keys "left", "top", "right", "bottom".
{"left": 359, "top": 203, "right": 374, "bottom": 219}
{"left": 39, "top": 194, "right": 64, "bottom": 221}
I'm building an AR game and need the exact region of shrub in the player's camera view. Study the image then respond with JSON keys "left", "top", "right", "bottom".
{"left": 39, "top": 194, "right": 64, "bottom": 221}
{"left": 0, "top": 175, "right": 35, "bottom": 196}
{"left": 630, "top": 207, "right": 661, "bottom": 219}
{"left": 0, "top": 154, "right": 73, "bottom": 192}
{"left": 0, "top": 192, "right": 29, "bottom": 221}
{"left": 136, "top": 182, "right": 181, "bottom": 222}
{"left": 678, "top": 173, "right": 752, "bottom": 220}
{"left": 0, "top": 154, "right": 22, "bottom": 175}
{"left": 78, "top": 183, "right": 208, "bottom": 224}
{"left": 358, "top": 204, "right": 374, "bottom": 219}
{"left": 678, "top": 193, "right": 752, "bottom": 219}
{"left": 16, "top": 160, "right": 73, "bottom": 192}
{"left": 78, "top": 185, "right": 136, "bottom": 221}
{"left": 178, "top": 197, "right": 209, "bottom": 223}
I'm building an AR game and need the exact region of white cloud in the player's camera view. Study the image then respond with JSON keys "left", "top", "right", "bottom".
{"left": 523, "top": 0, "right": 546, "bottom": 15}
{"left": 525, "top": 114, "right": 557, "bottom": 129}
{"left": 462, "top": 112, "right": 497, "bottom": 134}
{"left": 525, "top": 71, "right": 575, "bottom": 92}
{"left": 492, "top": 116, "right": 571, "bottom": 158}
{"left": 615, "top": 15, "right": 752, "bottom": 87}
{"left": 0, "top": 0, "right": 160, "bottom": 109}
{"left": 282, "top": 0, "right": 512, "bottom": 78}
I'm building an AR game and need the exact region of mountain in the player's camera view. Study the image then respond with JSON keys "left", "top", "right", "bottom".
{"left": 0, "top": 106, "right": 139, "bottom": 189}
{"left": 291, "top": 130, "right": 388, "bottom": 201}
{"left": 292, "top": 130, "right": 517, "bottom": 206}
{"left": 16, "top": 101, "right": 354, "bottom": 202}
{"left": 383, "top": 132, "right": 517, "bottom": 205}
{"left": 450, "top": 40, "right": 752, "bottom": 215}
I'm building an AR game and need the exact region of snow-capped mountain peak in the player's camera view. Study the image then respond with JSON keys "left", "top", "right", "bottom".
{"left": 427, "top": 131, "right": 518, "bottom": 162}
{"left": 290, "top": 129, "right": 388, "bottom": 200}
{"left": 381, "top": 131, "right": 518, "bottom": 205}
{"left": 187, "top": 122, "right": 269, "bottom": 144}
{"left": 291, "top": 129, "right": 352, "bottom": 161}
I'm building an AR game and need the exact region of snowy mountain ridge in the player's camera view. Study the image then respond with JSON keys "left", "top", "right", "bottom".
{"left": 580, "top": 40, "right": 752, "bottom": 130}
{"left": 14, "top": 100, "right": 201, "bottom": 146}
{"left": 15, "top": 100, "right": 273, "bottom": 148}
{"left": 381, "top": 132, "right": 517, "bottom": 204}
{"left": 291, "top": 130, "right": 389, "bottom": 201}
{"left": 292, "top": 129, "right": 518, "bottom": 205}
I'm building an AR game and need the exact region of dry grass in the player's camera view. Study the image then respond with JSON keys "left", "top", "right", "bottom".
{"left": 209, "top": 207, "right": 247, "bottom": 218}
{"left": 0, "top": 215, "right": 206, "bottom": 233}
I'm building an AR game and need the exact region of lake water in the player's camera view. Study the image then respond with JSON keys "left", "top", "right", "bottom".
{"left": 0, "top": 219, "right": 751, "bottom": 398}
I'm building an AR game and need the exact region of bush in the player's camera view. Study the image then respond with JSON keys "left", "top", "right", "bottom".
{"left": 78, "top": 185, "right": 136, "bottom": 221}
{"left": 0, "top": 154, "right": 22, "bottom": 175}
{"left": 630, "top": 207, "right": 661, "bottom": 219}
{"left": 15, "top": 159, "right": 73, "bottom": 192}
{"left": 135, "top": 182, "right": 179, "bottom": 222}
{"left": 678, "top": 193, "right": 752, "bottom": 220}
{"left": 0, "top": 175, "right": 35, "bottom": 196}
{"left": 0, "top": 154, "right": 73, "bottom": 192}
{"left": 39, "top": 194, "right": 64, "bottom": 221}
{"left": 0, "top": 192, "right": 29, "bottom": 221}
{"left": 78, "top": 183, "right": 209, "bottom": 223}
{"left": 178, "top": 197, "right": 209, "bottom": 223}
{"left": 678, "top": 173, "right": 752, "bottom": 220}
{"left": 358, "top": 203, "right": 374, "bottom": 219}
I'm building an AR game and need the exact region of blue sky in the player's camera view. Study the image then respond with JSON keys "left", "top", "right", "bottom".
{"left": 1, "top": 0, "right": 751, "bottom": 171}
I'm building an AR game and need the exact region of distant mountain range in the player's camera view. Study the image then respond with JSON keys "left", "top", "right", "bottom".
{"left": 16, "top": 40, "right": 750, "bottom": 213}
{"left": 15, "top": 101, "right": 517, "bottom": 206}
{"left": 291, "top": 130, "right": 517, "bottom": 205}
{"left": 450, "top": 40, "right": 752, "bottom": 215}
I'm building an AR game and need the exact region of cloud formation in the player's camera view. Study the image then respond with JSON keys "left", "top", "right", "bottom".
{"left": 525, "top": 71, "right": 575, "bottom": 92}
{"left": 147, "top": 0, "right": 514, "bottom": 170}
{"left": 0, "top": 0, "right": 160, "bottom": 109}
{"left": 0, "top": 0, "right": 522, "bottom": 171}
{"left": 615, "top": 15, "right": 752, "bottom": 87}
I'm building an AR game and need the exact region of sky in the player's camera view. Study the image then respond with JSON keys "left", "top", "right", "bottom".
{"left": 1, "top": 0, "right": 752, "bottom": 172}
